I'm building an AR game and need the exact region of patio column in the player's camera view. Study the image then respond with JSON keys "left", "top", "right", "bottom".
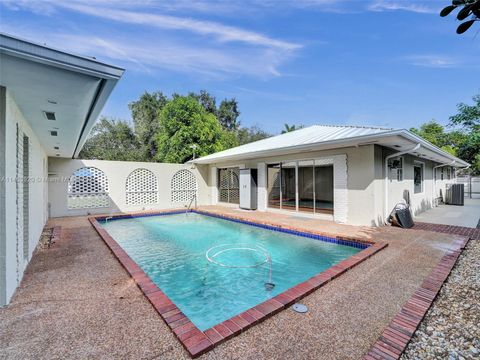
{"left": 257, "top": 162, "right": 267, "bottom": 211}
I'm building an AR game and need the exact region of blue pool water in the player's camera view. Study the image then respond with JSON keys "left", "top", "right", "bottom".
{"left": 101, "top": 212, "right": 362, "bottom": 331}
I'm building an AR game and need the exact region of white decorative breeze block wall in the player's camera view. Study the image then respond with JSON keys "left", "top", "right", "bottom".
{"left": 67, "top": 167, "right": 109, "bottom": 209}
{"left": 125, "top": 168, "right": 158, "bottom": 205}
{"left": 171, "top": 169, "right": 198, "bottom": 202}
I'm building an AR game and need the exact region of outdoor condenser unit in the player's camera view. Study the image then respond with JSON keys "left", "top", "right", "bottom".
{"left": 445, "top": 184, "right": 464, "bottom": 206}
{"left": 239, "top": 168, "right": 258, "bottom": 210}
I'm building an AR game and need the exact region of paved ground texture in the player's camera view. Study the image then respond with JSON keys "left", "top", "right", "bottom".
{"left": 402, "top": 239, "right": 479, "bottom": 360}
{"left": 0, "top": 207, "right": 467, "bottom": 359}
{"left": 413, "top": 198, "right": 480, "bottom": 228}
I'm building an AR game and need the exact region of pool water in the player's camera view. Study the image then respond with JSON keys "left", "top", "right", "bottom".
{"left": 101, "top": 212, "right": 361, "bottom": 331}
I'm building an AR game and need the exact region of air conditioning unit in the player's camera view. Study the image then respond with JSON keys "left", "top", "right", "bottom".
{"left": 445, "top": 184, "right": 464, "bottom": 206}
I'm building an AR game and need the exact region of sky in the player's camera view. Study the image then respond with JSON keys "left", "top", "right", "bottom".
{"left": 1, "top": 0, "right": 479, "bottom": 134}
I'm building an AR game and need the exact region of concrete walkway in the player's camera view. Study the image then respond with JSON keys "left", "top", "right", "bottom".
{"left": 0, "top": 211, "right": 467, "bottom": 360}
{"left": 414, "top": 198, "right": 480, "bottom": 228}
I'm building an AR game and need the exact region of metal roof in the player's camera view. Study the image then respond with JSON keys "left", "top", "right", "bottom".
{"left": 192, "top": 125, "right": 469, "bottom": 167}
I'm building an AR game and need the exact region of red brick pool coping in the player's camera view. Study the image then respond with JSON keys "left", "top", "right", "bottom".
{"left": 364, "top": 232, "right": 470, "bottom": 360}
{"left": 89, "top": 209, "right": 387, "bottom": 358}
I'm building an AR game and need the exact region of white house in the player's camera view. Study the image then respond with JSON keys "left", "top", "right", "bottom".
{"left": 0, "top": 32, "right": 469, "bottom": 306}
{"left": 192, "top": 125, "right": 468, "bottom": 226}
{"left": 0, "top": 33, "right": 124, "bottom": 305}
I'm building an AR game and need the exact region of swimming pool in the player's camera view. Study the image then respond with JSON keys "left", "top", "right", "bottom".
{"left": 100, "top": 211, "right": 364, "bottom": 331}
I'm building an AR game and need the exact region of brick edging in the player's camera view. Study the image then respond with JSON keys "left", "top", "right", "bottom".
{"left": 89, "top": 210, "right": 387, "bottom": 358}
{"left": 363, "top": 236, "right": 469, "bottom": 360}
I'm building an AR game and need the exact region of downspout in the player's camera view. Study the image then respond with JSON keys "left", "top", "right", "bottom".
{"left": 384, "top": 143, "right": 421, "bottom": 223}
{"left": 432, "top": 160, "right": 456, "bottom": 206}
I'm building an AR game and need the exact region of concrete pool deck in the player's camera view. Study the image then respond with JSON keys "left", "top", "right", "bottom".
{"left": 412, "top": 198, "right": 480, "bottom": 228}
{"left": 0, "top": 207, "right": 468, "bottom": 359}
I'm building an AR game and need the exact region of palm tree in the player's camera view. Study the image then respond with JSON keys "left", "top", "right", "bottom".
{"left": 281, "top": 123, "right": 303, "bottom": 134}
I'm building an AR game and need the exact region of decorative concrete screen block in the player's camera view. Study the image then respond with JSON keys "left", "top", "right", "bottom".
{"left": 171, "top": 169, "right": 197, "bottom": 203}
{"left": 126, "top": 168, "right": 158, "bottom": 205}
{"left": 67, "top": 167, "right": 109, "bottom": 209}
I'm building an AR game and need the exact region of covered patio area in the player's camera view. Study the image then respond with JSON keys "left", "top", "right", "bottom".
{"left": 0, "top": 207, "right": 468, "bottom": 359}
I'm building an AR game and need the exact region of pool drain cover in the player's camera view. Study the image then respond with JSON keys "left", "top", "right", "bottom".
{"left": 292, "top": 303, "right": 308, "bottom": 313}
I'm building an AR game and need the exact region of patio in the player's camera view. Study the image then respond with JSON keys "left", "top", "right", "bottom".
{"left": 413, "top": 198, "right": 480, "bottom": 228}
{"left": 0, "top": 207, "right": 468, "bottom": 359}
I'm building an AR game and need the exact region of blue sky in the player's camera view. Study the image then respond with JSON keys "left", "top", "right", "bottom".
{"left": 1, "top": 0, "right": 479, "bottom": 134}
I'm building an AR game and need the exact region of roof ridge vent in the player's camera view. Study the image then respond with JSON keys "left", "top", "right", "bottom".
{"left": 314, "top": 124, "right": 394, "bottom": 131}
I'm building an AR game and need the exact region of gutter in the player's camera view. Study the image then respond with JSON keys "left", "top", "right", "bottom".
{"left": 384, "top": 143, "right": 421, "bottom": 223}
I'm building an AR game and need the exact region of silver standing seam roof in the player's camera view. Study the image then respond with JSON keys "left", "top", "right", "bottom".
{"left": 192, "top": 125, "right": 469, "bottom": 166}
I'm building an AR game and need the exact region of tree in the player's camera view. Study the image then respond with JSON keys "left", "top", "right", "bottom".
{"left": 129, "top": 92, "right": 168, "bottom": 160}
{"left": 410, "top": 120, "right": 468, "bottom": 156}
{"left": 449, "top": 94, "right": 480, "bottom": 174}
{"left": 449, "top": 94, "right": 480, "bottom": 131}
{"left": 236, "top": 125, "right": 271, "bottom": 145}
{"left": 188, "top": 90, "right": 217, "bottom": 115}
{"left": 155, "top": 96, "right": 233, "bottom": 163}
{"left": 440, "top": 0, "right": 480, "bottom": 34}
{"left": 217, "top": 98, "right": 240, "bottom": 131}
{"left": 281, "top": 123, "right": 303, "bottom": 134}
{"left": 79, "top": 117, "right": 142, "bottom": 161}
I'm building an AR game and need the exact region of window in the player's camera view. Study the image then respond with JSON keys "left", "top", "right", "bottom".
{"left": 446, "top": 167, "right": 451, "bottom": 180}
{"left": 218, "top": 168, "right": 239, "bottom": 204}
{"left": 67, "top": 167, "right": 109, "bottom": 209}
{"left": 125, "top": 168, "right": 158, "bottom": 205}
{"left": 171, "top": 169, "right": 197, "bottom": 202}
{"left": 388, "top": 157, "right": 403, "bottom": 181}
{"left": 413, "top": 162, "right": 424, "bottom": 194}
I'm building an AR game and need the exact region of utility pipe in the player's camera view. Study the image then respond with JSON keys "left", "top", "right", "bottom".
{"left": 432, "top": 160, "right": 456, "bottom": 206}
{"left": 384, "top": 143, "right": 421, "bottom": 223}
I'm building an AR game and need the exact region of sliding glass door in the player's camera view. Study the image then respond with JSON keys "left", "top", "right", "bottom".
{"left": 267, "top": 160, "right": 334, "bottom": 214}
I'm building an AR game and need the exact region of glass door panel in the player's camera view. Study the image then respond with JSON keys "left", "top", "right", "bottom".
{"left": 314, "top": 164, "right": 334, "bottom": 214}
{"left": 281, "top": 162, "right": 296, "bottom": 210}
{"left": 298, "top": 160, "right": 314, "bottom": 213}
{"left": 267, "top": 164, "right": 281, "bottom": 208}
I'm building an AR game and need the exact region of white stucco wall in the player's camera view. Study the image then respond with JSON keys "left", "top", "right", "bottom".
{"left": 204, "top": 145, "right": 377, "bottom": 226}
{"left": 48, "top": 159, "right": 210, "bottom": 217}
{"left": 1, "top": 88, "right": 48, "bottom": 305}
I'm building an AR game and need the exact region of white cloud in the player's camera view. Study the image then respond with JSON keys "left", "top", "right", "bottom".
{"left": 0, "top": 0, "right": 303, "bottom": 78}
{"left": 368, "top": 1, "right": 439, "bottom": 14}
{"left": 405, "top": 55, "right": 457, "bottom": 68}
{"left": 3, "top": 0, "right": 301, "bottom": 51}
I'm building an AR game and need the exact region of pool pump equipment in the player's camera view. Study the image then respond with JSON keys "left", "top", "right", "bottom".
{"left": 205, "top": 243, "right": 275, "bottom": 291}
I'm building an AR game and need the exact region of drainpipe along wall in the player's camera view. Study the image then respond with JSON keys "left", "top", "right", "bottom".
{"left": 384, "top": 143, "right": 421, "bottom": 223}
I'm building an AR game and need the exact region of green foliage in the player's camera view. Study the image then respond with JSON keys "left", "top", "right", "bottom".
{"left": 79, "top": 117, "right": 142, "bottom": 161}
{"left": 217, "top": 98, "right": 240, "bottom": 131}
{"left": 155, "top": 96, "right": 232, "bottom": 163}
{"left": 236, "top": 125, "right": 271, "bottom": 145}
{"left": 129, "top": 92, "right": 168, "bottom": 160}
{"left": 449, "top": 94, "right": 480, "bottom": 132}
{"left": 410, "top": 94, "right": 480, "bottom": 174}
{"left": 440, "top": 1, "right": 480, "bottom": 34}
{"left": 281, "top": 123, "right": 304, "bottom": 134}
{"left": 82, "top": 90, "right": 269, "bottom": 163}
{"left": 188, "top": 90, "right": 217, "bottom": 114}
